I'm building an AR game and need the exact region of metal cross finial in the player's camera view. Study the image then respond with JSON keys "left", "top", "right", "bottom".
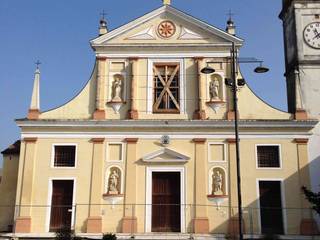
{"left": 100, "top": 10, "right": 107, "bottom": 20}
{"left": 227, "top": 9, "right": 235, "bottom": 20}
{"left": 35, "top": 60, "right": 41, "bottom": 69}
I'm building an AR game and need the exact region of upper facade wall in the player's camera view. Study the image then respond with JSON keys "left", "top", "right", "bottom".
{"left": 39, "top": 5, "right": 291, "bottom": 121}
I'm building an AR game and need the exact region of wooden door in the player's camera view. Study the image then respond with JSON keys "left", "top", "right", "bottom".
{"left": 259, "top": 181, "right": 284, "bottom": 234}
{"left": 152, "top": 172, "right": 181, "bottom": 232}
{"left": 49, "top": 180, "right": 74, "bottom": 231}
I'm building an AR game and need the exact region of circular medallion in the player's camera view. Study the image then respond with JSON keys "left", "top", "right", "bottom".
{"left": 303, "top": 22, "right": 320, "bottom": 49}
{"left": 157, "top": 20, "right": 176, "bottom": 38}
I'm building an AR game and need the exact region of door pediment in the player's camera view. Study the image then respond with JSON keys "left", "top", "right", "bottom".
{"left": 142, "top": 148, "right": 190, "bottom": 163}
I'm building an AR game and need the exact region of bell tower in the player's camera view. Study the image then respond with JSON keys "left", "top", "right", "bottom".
{"left": 280, "top": 0, "right": 320, "bottom": 119}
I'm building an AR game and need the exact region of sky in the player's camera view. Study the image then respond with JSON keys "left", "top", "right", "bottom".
{"left": 0, "top": 0, "right": 285, "bottom": 166}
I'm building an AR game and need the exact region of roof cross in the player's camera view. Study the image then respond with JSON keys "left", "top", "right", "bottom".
{"left": 227, "top": 9, "right": 235, "bottom": 20}
{"left": 35, "top": 60, "right": 41, "bottom": 69}
{"left": 100, "top": 10, "right": 107, "bottom": 20}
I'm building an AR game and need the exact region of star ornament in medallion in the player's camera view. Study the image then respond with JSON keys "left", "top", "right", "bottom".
{"left": 157, "top": 20, "right": 176, "bottom": 38}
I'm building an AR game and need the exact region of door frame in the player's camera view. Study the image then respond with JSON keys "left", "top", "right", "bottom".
{"left": 45, "top": 177, "right": 76, "bottom": 232}
{"left": 256, "top": 178, "right": 287, "bottom": 235}
{"left": 145, "top": 167, "right": 186, "bottom": 233}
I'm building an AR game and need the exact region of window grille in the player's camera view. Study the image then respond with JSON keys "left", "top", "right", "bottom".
{"left": 257, "top": 146, "right": 280, "bottom": 168}
{"left": 153, "top": 63, "right": 180, "bottom": 113}
{"left": 54, "top": 146, "right": 76, "bottom": 167}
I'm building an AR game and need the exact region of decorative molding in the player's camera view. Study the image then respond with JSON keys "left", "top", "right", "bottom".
{"left": 193, "top": 138, "right": 206, "bottom": 144}
{"left": 142, "top": 148, "right": 190, "bottom": 163}
{"left": 91, "top": 138, "right": 105, "bottom": 143}
{"left": 125, "top": 138, "right": 138, "bottom": 143}
{"left": 179, "top": 27, "right": 204, "bottom": 40}
{"left": 294, "top": 138, "right": 309, "bottom": 144}
{"left": 227, "top": 138, "right": 236, "bottom": 144}
{"left": 127, "top": 26, "right": 156, "bottom": 40}
{"left": 96, "top": 56, "right": 107, "bottom": 61}
{"left": 23, "top": 137, "right": 37, "bottom": 143}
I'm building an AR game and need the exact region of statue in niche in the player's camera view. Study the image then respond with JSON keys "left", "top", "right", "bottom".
{"left": 108, "top": 169, "right": 120, "bottom": 195}
{"left": 111, "top": 75, "right": 123, "bottom": 102}
{"left": 209, "top": 77, "right": 220, "bottom": 101}
{"left": 212, "top": 169, "right": 224, "bottom": 195}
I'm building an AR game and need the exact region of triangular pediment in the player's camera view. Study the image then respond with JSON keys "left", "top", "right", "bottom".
{"left": 142, "top": 148, "right": 190, "bottom": 163}
{"left": 91, "top": 5, "right": 243, "bottom": 46}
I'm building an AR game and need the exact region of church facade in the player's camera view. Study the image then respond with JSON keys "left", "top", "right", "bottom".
{"left": 0, "top": 0, "right": 319, "bottom": 238}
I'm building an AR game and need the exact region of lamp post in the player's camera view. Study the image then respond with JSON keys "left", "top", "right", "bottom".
{"left": 201, "top": 42, "right": 269, "bottom": 240}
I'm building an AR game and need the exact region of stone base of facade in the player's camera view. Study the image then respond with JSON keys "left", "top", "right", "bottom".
{"left": 128, "top": 109, "right": 138, "bottom": 119}
{"left": 295, "top": 109, "right": 308, "bottom": 120}
{"left": 27, "top": 109, "right": 40, "bottom": 120}
{"left": 193, "top": 110, "right": 206, "bottom": 120}
{"left": 14, "top": 217, "right": 31, "bottom": 233}
{"left": 227, "top": 110, "right": 235, "bottom": 120}
{"left": 300, "top": 218, "right": 319, "bottom": 235}
{"left": 93, "top": 109, "right": 106, "bottom": 120}
{"left": 193, "top": 217, "right": 209, "bottom": 233}
{"left": 228, "top": 217, "right": 245, "bottom": 237}
{"left": 121, "top": 216, "right": 137, "bottom": 233}
{"left": 86, "top": 216, "right": 102, "bottom": 233}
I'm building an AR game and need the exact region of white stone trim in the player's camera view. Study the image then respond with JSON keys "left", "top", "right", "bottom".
{"left": 147, "top": 58, "right": 185, "bottom": 114}
{"left": 96, "top": 52, "right": 231, "bottom": 58}
{"left": 145, "top": 166, "right": 186, "bottom": 233}
{"left": 255, "top": 144, "right": 283, "bottom": 170}
{"left": 255, "top": 178, "right": 287, "bottom": 235}
{"left": 50, "top": 143, "right": 78, "bottom": 169}
{"left": 22, "top": 133, "right": 312, "bottom": 140}
{"left": 142, "top": 148, "right": 190, "bottom": 163}
{"left": 45, "top": 177, "right": 77, "bottom": 233}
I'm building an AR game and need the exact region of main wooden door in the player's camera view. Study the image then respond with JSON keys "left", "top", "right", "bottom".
{"left": 259, "top": 181, "right": 284, "bottom": 234}
{"left": 152, "top": 172, "right": 181, "bottom": 232}
{"left": 49, "top": 180, "right": 74, "bottom": 231}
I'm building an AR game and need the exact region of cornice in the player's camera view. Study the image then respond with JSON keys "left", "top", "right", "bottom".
{"left": 15, "top": 119, "right": 318, "bottom": 131}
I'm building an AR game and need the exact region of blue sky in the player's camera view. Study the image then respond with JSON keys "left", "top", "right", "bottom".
{"left": 0, "top": 0, "right": 285, "bottom": 166}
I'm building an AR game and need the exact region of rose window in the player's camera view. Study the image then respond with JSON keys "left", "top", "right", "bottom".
{"left": 157, "top": 20, "right": 176, "bottom": 38}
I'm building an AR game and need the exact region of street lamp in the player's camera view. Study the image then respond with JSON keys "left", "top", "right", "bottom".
{"left": 201, "top": 42, "right": 269, "bottom": 240}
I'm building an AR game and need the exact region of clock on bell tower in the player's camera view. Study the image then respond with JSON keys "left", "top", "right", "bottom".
{"left": 280, "top": 0, "right": 320, "bottom": 119}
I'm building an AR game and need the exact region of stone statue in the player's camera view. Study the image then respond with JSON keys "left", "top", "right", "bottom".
{"left": 111, "top": 75, "right": 122, "bottom": 102}
{"left": 108, "top": 169, "right": 120, "bottom": 194}
{"left": 212, "top": 170, "right": 223, "bottom": 195}
{"left": 209, "top": 78, "right": 220, "bottom": 101}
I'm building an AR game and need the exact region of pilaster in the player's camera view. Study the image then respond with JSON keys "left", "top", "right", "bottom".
{"left": 128, "top": 58, "right": 139, "bottom": 119}
{"left": 193, "top": 57, "right": 207, "bottom": 120}
{"left": 122, "top": 138, "right": 138, "bottom": 233}
{"left": 192, "top": 138, "right": 209, "bottom": 233}
{"left": 294, "top": 138, "right": 319, "bottom": 235}
{"left": 226, "top": 138, "right": 245, "bottom": 236}
{"left": 15, "top": 138, "right": 37, "bottom": 233}
{"left": 86, "top": 138, "right": 105, "bottom": 233}
{"left": 93, "top": 57, "right": 107, "bottom": 120}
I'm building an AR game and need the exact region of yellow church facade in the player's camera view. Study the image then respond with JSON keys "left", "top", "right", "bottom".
{"left": 1, "top": 1, "right": 319, "bottom": 238}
